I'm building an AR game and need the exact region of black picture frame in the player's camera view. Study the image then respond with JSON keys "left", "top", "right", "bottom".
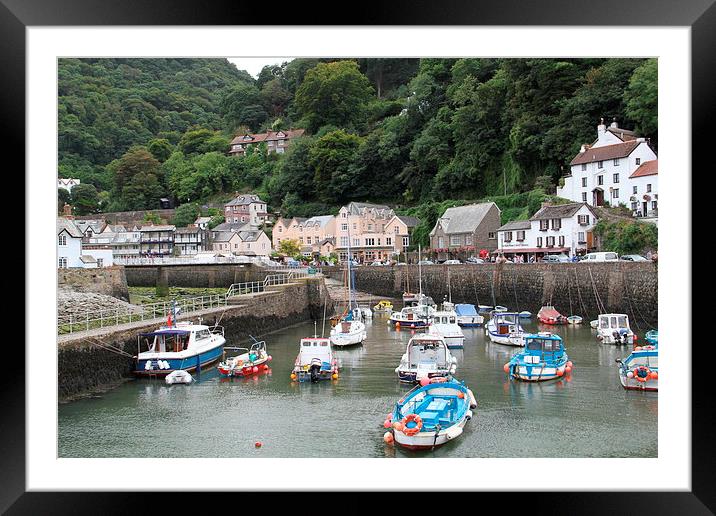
{"left": 4, "top": 0, "right": 708, "bottom": 512}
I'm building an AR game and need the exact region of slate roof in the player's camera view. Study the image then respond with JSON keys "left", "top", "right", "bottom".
{"left": 570, "top": 141, "right": 641, "bottom": 166}
{"left": 213, "top": 231, "right": 239, "bottom": 243}
{"left": 79, "top": 255, "right": 97, "bottom": 264}
{"left": 229, "top": 129, "right": 305, "bottom": 146}
{"left": 530, "top": 202, "right": 595, "bottom": 221}
{"left": 225, "top": 194, "right": 265, "bottom": 206}
{"left": 57, "top": 218, "right": 83, "bottom": 238}
{"left": 212, "top": 222, "right": 252, "bottom": 232}
{"left": 345, "top": 202, "right": 393, "bottom": 217}
{"left": 497, "top": 220, "right": 532, "bottom": 232}
{"left": 430, "top": 203, "right": 498, "bottom": 236}
{"left": 139, "top": 225, "right": 175, "bottom": 232}
{"left": 303, "top": 215, "right": 334, "bottom": 228}
{"left": 629, "top": 160, "right": 658, "bottom": 178}
{"left": 395, "top": 215, "right": 420, "bottom": 227}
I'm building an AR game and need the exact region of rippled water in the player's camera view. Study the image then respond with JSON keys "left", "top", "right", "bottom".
{"left": 58, "top": 312, "right": 657, "bottom": 458}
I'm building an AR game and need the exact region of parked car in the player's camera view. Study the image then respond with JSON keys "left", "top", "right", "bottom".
{"left": 466, "top": 257, "right": 485, "bottom": 264}
{"left": 443, "top": 259, "right": 461, "bottom": 265}
{"left": 418, "top": 260, "right": 435, "bottom": 265}
{"left": 286, "top": 259, "right": 301, "bottom": 267}
{"left": 542, "top": 253, "right": 571, "bottom": 263}
{"left": 580, "top": 252, "right": 620, "bottom": 262}
{"left": 620, "top": 254, "right": 648, "bottom": 262}
{"left": 369, "top": 261, "right": 387, "bottom": 266}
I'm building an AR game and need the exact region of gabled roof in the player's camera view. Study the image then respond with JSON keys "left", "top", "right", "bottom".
{"left": 225, "top": 194, "right": 265, "bottom": 206}
{"left": 530, "top": 202, "right": 596, "bottom": 221}
{"left": 395, "top": 215, "right": 420, "bottom": 227}
{"left": 303, "top": 215, "right": 334, "bottom": 228}
{"left": 430, "top": 202, "right": 498, "bottom": 236}
{"left": 497, "top": 220, "right": 531, "bottom": 232}
{"left": 212, "top": 222, "right": 252, "bottom": 232}
{"left": 229, "top": 129, "right": 305, "bottom": 146}
{"left": 176, "top": 226, "right": 200, "bottom": 234}
{"left": 570, "top": 141, "right": 641, "bottom": 166}
{"left": 57, "top": 218, "right": 83, "bottom": 238}
{"left": 629, "top": 159, "right": 658, "bottom": 178}
{"left": 213, "top": 231, "right": 240, "bottom": 243}
{"left": 607, "top": 127, "right": 638, "bottom": 141}
{"left": 139, "top": 225, "right": 175, "bottom": 231}
{"left": 344, "top": 202, "right": 393, "bottom": 216}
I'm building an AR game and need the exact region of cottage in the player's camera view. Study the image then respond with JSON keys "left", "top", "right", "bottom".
{"left": 57, "top": 217, "right": 84, "bottom": 268}
{"left": 212, "top": 229, "right": 271, "bottom": 257}
{"left": 429, "top": 202, "right": 501, "bottom": 261}
{"left": 174, "top": 226, "right": 203, "bottom": 255}
{"left": 228, "top": 129, "right": 305, "bottom": 156}
{"left": 627, "top": 160, "right": 658, "bottom": 219}
{"left": 557, "top": 119, "right": 658, "bottom": 218}
{"left": 223, "top": 193, "right": 269, "bottom": 227}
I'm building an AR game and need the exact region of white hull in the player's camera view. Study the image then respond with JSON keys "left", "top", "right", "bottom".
{"left": 487, "top": 331, "right": 525, "bottom": 346}
{"left": 618, "top": 371, "right": 658, "bottom": 391}
{"left": 597, "top": 331, "right": 635, "bottom": 345}
{"left": 393, "top": 411, "right": 471, "bottom": 450}
{"left": 512, "top": 364, "right": 565, "bottom": 381}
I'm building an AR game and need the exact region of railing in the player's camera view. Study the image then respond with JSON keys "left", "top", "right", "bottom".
{"left": 57, "top": 271, "right": 313, "bottom": 336}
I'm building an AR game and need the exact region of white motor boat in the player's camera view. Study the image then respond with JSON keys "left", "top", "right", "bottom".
{"left": 486, "top": 312, "right": 525, "bottom": 346}
{"left": 428, "top": 301, "right": 465, "bottom": 349}
{"left": 395, "top": 333, "right": 458, "bottom": 383}
{"left": 330, "top": 317, "right": 367, "bottom": 347}
{"left": 595, "top": 313, "right": 635, "bottom": 345}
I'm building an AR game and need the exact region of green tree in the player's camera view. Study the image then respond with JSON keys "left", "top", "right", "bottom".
{"left": 143, "top": 212, "right": 162, "bottom": 224}
{"left": 58, "top": 188, "right": 71, "bottom": 213}
{"left": 172, "top": 203, "right": 201, "bottom": 227}
{"left": 260, "top": 79, "right": 292, "bottom": 118}
{"left": 308, "top": 129, "right": 362, "bottom": 203}
{"left": 220, "top": 83, "right": 268, "bottom": 132}
{"left": 295, "top": 61, "right": 374, "bottom": 132}
{"left": 109, "top": 147, "right": 165, "bottom": 210}
{"left": 625, "top": 58, "right": 658, "bottom": 142}
{"left": 147, "top": 138, "right": 174, "bottom": 162}
{"left": 70, "top": 183, "right": 100, "bottom": 215}
{"left": 177, "top": 129, "right": 229, "bottom": 156}
{"left": 278, "top": 238, "right": 301, "bottom": 256}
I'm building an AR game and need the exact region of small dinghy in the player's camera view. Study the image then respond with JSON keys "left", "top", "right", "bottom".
{"left": 493, "top": 305, "right": 508, "bottom": 312}
{"left": 395, "top": 334, "right": 458, "bottom": 383}
{"left": 567, "top": 315, "right": 583, "bottom": 324}
{"left": 615, "top": 345, "right": 658, "bottom": 391}
{"left": 595, "top": 314, "right": 636, "bottom": 345}
{"left": 518, "top": 311, "right": 532, "bottom": 319}
{"left": 217, "top": 339, "right": 272, "bottom": 378}
{"left": 537, "top": 305, "right": 568, "bottom": 325}
{"left": 165, "top": 370, "right": 193, "bottom": 385}
{"left": 477, "top": 305, "right": 494, "bottom": 314}
{"left": 383, "top": 378, "right": 476, "bottom": 451}
{"left": 644, "top": 329, "right": 658, "bottom": 346}
{"left": 590, "top": 320, "right": 599, "bottom": 329}
{"left": 486, "top": 312, "right": 525, "bottom": 347}
{"left": 373, "top": 300, "right": 394, "bottom": 313}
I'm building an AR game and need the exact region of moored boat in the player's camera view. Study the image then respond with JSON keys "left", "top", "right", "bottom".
{"left": 290, "top": 337, "right": 340, "bottom": 382}
{"left": 383, "top": 378, "right": 476, "bottom": 450}
{"left": 616, "top": 345, "right": 658, "bottom": 391}
{"left": 134, "top": 320, "right": 226, "bottom": 376}
{"left": 428, "top": 301, "right": 465, "bottom": 349}
{"left": 567, "top": 315, "right": 583, "bottom": 324}
{"left": 217, "top": 339, "right": 272, "bottom": 378}
{"left": 518, "top": 311, "right": 532, "bottom": 319}
{"left": 486, "top": 312, "right": 525, "bottom": 346}
{"left": 537, "top": 305, "right": 568, "bottom": 325}
{"left": 504, "top": 332, "right": 572, "bottom": 382}
{"left": 590, "top": 319, "right": 599, "bottom": 329}
{"left": 373, "top": 300, "right": 394, "bottom": 313}
{"left": 395, "top": 333, "right": 457, "bottom": 383}
{"left": 454, "top": 303, "right": 484, "bottom": 327}
{"left": 165, "top": 370, "right": 193, "bottom": 385}
{"left": 595, "top": 313, "right": 636, "bottom": 345}
{"left": 478, "top": 305, "right": 494, "bottom": 314}
{"left": 330, "top": 245, "right": 367, "bottom": 347}
{"left": 493, "top": 305, "right": 508, "bottom": 312}
{"left": 644, "top": 329, "right": 658, "bottom": 346}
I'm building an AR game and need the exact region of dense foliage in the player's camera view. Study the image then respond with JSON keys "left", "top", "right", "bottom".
{"left": 593, "top": 219, "right": 658, "bottom": 255}
{"left": 58, "top": 57, "right": 657, "bottom": 227}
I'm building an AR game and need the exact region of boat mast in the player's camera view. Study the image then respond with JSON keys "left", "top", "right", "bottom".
{"left": 346, "top": 222, "right": 353, "bottom": 312}
{"left": 418, "top": 244, "right": 423, "bottom": 297}
{"left": 448, "top": 267, "right": 452, "bottom": 303}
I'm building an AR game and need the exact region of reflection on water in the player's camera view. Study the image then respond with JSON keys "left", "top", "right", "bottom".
{"left": 58, "top": 312, "right": 657, "bottom": 458}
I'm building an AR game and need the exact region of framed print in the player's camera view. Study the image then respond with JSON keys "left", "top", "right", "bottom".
{"left": 3, "top": 0, "right": 710, "bottom": 511}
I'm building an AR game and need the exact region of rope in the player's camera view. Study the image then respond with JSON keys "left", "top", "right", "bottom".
{"left": 587, "top": 267, "right": 606, "bottom": 314}
{"left": 573, "top": 268, "right": 588, "bottom": 317}
{"left": 625, "top": 292, "right": 642, "bottom": 334}
{"left": 87, "top": 337, "right": 135, "bottom": 359}
{"left": 567, "top": 270, "right": 574, "bottom": 316}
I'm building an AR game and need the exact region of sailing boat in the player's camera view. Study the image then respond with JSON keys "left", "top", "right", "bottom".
{"left": 329, "top": 229, "right": 367, "bottom": 347}
{"left": 427, "top": 268, "right": 465, "bottom": 349}
{"left": 390, "top": 245, "right": 435, "bottom": 328}
{"left": 402, "top": 255, "right": 418, "bottom": 304}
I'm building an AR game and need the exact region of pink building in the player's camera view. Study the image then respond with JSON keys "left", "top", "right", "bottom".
{"left": 273, "top": 215, "right": 336, "bottom": 256}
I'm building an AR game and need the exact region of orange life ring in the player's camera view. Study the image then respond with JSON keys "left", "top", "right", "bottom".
{"left": 633, "top": 365, "right": 651, "bottom": 382}
{"left": 401, "top": 414, "right": 423, "bottom": 436}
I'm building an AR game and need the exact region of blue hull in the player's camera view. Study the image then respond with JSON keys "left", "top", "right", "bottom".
{"left": 134, "top": 344, "right": 224, "bottom": 376}
{"left": 458, "top": 323, "right": 482, "bottom": 328}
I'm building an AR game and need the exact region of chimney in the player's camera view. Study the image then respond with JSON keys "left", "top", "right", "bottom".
{"left": 636, "top": 137, "right": 646, "bottom": 143}
{"left": 62, "top": 203, "right": 73, "bottom": 218}
{"left": 597, "top": 117, "right": 606, "bottom": 136}
{"left": 580, "top": 144, "right": 587, "bottom": 153}
{"left": 541, "top": 202, "right": 553, "bottom": 209}
{"left": 610, "top": 117, "right": 618, "bottom": 129}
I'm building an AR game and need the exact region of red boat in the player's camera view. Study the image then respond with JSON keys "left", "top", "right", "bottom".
{"left": 537, "top": 305, "right": 568, "bottom": 325}
{"left": 217, "top": 340, "right": 272, "bottom": 378}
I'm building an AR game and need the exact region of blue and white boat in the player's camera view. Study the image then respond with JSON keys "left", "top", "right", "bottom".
{"left": 644, "top": 329, "right": 658, "bottom": 346}
{"left": 395, "top": 333, "right": 457, "bottom": 383}
{"left": 616, "top": 343, "right": 658, "bottom": 391}
{"left": 504, "top": 332, "right": 572, "bottom": 381}
{"left": 454, "top": 304, "right": 484, "bottom": 327}
{"left": 290, "top": 337, "right": 340, "bottom": 383}
{"left": 384, "top": 378, "right": 476, "bottom": 450}
{"left": 134, "top": 320, "right": 226, "bottom": 376}
{"left": 486, "top": 312, "right": 525, "bottom": 346}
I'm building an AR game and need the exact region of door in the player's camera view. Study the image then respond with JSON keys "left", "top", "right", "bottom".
{"left": 593, "top": 188, "right": 604, "bottom": 207}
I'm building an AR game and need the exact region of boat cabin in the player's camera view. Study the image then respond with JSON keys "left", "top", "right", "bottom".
{"left": 139, "top": 323, "right": 221, "bottom": 354}
{"left": 598, "top": 314, "right": 631, "bottom": 331}
{"left": 622, "top": 348, "right": 658, "bottom": 369}
{"left": 492, "top": 312, "right": 521, "bottom": 334}
{"left": 406, "top": 336, "right": 450, "bottom": 369}
{"left": 433, "top": 312, "right": 457, "bottom": 325}
{"left": 523, "top": 332, "right": 566, "bottom": 362}
{"left": 298, "top": 337, "right": 333, "bottom": 365}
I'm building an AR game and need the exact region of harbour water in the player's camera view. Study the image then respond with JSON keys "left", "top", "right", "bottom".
{"left": 58, "top": 312, "right": 657, "bottom": 458}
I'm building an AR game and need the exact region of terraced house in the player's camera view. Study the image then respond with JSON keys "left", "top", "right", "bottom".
{"left": 336, "top": 202, "right": 411, "bottom": 263}
{"left": 272, "top": 215, "right": 336, "bottom": 256}
{"left": 429, "top": 202, "right": 501, "bottom": 261}
{"left": 223, "top": 193, "right": 269, "bottom": 227}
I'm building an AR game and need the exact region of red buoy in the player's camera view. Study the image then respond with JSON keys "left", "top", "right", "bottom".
{"left": 255, "top": 441, "right": 262, "bottom": 448}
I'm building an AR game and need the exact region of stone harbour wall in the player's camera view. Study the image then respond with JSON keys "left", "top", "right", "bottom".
{"left": 124, "top": 263, "right": 263, "bottom": 288}
{"left": 58, "top": 266, "right": 130, "bottom": 301}
{"left": 323, "top": 262, "right": 658, "bottom": 328}
{"left": 58, "top": 277, "right": 333, "bottom": 402}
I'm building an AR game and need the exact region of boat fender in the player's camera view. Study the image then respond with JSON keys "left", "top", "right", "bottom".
{"left": 465, "top": 410, "right": 473, "bottom": 420}
{"left": 445, "top": 426, "right": 463, "bottom": 440}
{"left": 468, "top": 390, "right": 477, "bottom": 409}
{"left": 144, "top": 361, "right": 152, "bottom": 371}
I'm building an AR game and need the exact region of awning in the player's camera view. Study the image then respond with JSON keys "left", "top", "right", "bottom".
{"left": 494, "top": 247, "right": 569, "bottom": 254}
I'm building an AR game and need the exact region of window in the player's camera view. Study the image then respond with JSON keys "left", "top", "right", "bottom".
{"left": 340, "top": 236, "right": 349, "bottom": 246}
{"left": 394, "top": 225, "right": 400, "bottom": 233}
{"left": 353, "top": 238, "right": 360, "bottom": 247}
{"left": 631, "top": 202, "right": 638, "bottom": 211}
{"left": 504, "top": 231, "right": 513, "bottom": 242}
{"left": 488, "top": 232, "right": 496, "bottom": 239}
{"left": 577, "top": 215, "right": 589, "bottom": 225}
{"left": 581, "top": 164, "right": 587, "bottom": 171}
{"left": 613, "top": 158, "right": 620, "bottom": 166}
{"left": 402, "top": 236, "right": 409, "bottom": 246}
{"left": 613, "top": 173, "right": 619, "bottom": 183}
{"left": 353, "top": 223, "right": 357, "bottom": 230}
{"left": 582, "top": 192, "right": 587, "bottom": 202}
{"left": 536, "top": 237, "right": 543, "bottom": 248}
{"left": 97, "top": 258, "right": 103, "bottom": 267}
{"left": 558, "top": 236, "right": 565, "bottom": 247}
{"left": 581, "top": 177, "right": 587, "bottom": 187}
{"left": 341, "top": 224, "right": 348, "bottom": 231}
{"left": 368, "top": 224, "right": 373, "bottom": 232}
{"left": 306, "top": 237, "right": 311, "bottom": 244}
{"left": 517, "top": 230, "right": 525, "bottom": 241}
{"left": 58, "top": 234, "right": 67, "bottom": 246}
{"left": 633, "top": 185, "right": 638, "bottom": 194}
{"left": 450, "top": 235, "right": 461, "bottom": 246}
{"left": 635, "top": 158, "right": 641, "bottom": 165}
{"left": 597, "top": 161, "right": 603, "bottom": 169}
{"left": 365, "top": 238, "right": 375, "bottom": 246}
{"left": 341, "top": 212, "right": 347, "bottom": 218}
{"left": 598, "top": 175, "right": 604, "bottom": 185}
{"left": 646, "top": 184, "right": 652, "bottom": 193}
{"left": 612, "top": 189, "right": 619, "bottom": 199}
{"left": 551, "top": 219, "right": 561, "bottom": 230}
{"left": 578, "top": 232, "right": 585, "bottom": 244}
{"left": 438, "top": 237, "right": 444, "bottom": 247}
{"left": 58, "top": 257, "right": 67, "bottom": 268}
{"left": 652, "top": 201, "right": 658, "bottom": 210}
{"left": 547, "top": 236, "right": 555, "bottom": 247}
{"left": 540, "top": 220, "right": 549, "bottom": 231}
{"left": 386, "top": 237, "right": 392, "bottom": 246}
{"left": 465, "top": 235, "right": 473, "bottom": 245}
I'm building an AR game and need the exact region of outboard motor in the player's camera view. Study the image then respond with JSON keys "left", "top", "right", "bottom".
{"left": 309, "top": 358, "right": 322, "bottom": 383}
{"left": 613, "top": 330, "right": 623, "bottom": 344}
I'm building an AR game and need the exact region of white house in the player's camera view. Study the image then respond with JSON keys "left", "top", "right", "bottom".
{"left": 627, "top": 160, "right": 658, "bottom": 220}
{"left": 212, "top": 229, "right": 272, "bottom": 257}
{"left": 556, "top": 119, "right": 657, "bottom": 216}
{"left": 496, "top": 202, "right": 598, "bottom": 260}
{"left": 57, "top": 217, "right": 84, "bottom": 268}
{"left": 58, "top": 178, "right": 81, "bottom": 192}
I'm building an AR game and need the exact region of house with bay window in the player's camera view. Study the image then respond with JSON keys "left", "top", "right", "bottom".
{"left": 557, "top": 119, "right": 657, "bottom": 218}
{"left": 429, "top": 202, "right": 501, "bottom": 262}
{"left": 496, "top": 202, "right": 598, "bottom": 261}
{"left": 223, "top": 193, "right": 269, "bottom": 227}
